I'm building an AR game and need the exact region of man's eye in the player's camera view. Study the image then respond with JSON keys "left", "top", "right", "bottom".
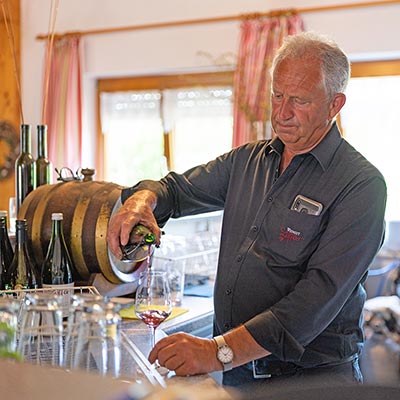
{"left": 273, "top": 93, "right": 283, "bottom": 100}
{"left": 294, "top": 98, "right": 309, "bottom": 105}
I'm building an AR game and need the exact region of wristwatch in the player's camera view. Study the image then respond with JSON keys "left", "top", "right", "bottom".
{"left": 213, "top": 335, "right": 234, "bottom": 372}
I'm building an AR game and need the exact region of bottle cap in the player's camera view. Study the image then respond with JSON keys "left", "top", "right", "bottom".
{"left": 16, "top": 219, "right": 27, "bottom": 228}
{"left": 51, "top": 213, "right": 64, "bottom": 220}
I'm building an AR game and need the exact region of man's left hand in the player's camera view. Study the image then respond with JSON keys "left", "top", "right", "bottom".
{"left": 148, "top": 332, "right": 221, "bottom": 376}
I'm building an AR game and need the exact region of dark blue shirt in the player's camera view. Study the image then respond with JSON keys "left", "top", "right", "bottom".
{"left": 122, "top": 123, "right": 387, "bottom": 367}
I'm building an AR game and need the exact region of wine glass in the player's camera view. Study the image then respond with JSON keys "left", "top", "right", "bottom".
{"left": 134, "top": 270, "right": 172, "bottom": 350}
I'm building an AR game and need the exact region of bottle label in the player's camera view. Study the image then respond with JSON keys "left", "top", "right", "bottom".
{"left": 42, "top": 283, "right": 75, "bottom": 318}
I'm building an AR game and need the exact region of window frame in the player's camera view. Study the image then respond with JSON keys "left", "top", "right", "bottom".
{"left": 96, "top": 71, "right": 234, "bottom": 180}
{"left": 350, "top": 59, "right": 400, "bottom": 78}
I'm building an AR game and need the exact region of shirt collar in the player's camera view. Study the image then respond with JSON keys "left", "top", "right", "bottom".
{"left": 309, "top": 123, "right": 342, "bottom": 171}
{"left": 266, "top": 123, "right": 342, "bottom": 171}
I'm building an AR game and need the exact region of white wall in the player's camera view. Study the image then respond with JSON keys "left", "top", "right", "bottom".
{"left": 21, "top": 0, "right": 400, "bottom": 166}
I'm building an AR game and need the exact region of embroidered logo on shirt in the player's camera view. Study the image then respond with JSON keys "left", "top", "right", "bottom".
{"left": 279, "top": 227, "right": 304, "bottom": 242}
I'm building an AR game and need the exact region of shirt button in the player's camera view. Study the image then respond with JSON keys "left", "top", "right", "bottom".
{"left": 251, "top": 225, "right": 258, "bottom": 232}
{"left": 236, "top": 255, "right": 243, "bottom": 262}
{"left": 225, "top": 288, "right": 232, "bottom": 295}
{"left": 267, "top": 197, "right": 273, "bottom": 202}
{"left": 224, "top": 323, "right": 230, "bottom": 330}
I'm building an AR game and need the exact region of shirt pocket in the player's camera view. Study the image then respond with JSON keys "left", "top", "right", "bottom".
{"left": 262, "top": 204, "right": 325, "bottom": 267}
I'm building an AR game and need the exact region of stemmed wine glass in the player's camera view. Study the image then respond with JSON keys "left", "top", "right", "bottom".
{"left": 134, "top": 270, "right": 172, "bottom": 350}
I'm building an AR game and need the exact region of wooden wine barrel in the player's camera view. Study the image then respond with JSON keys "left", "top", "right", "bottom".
{"left": 18, "top": 180, "right": 146, "bottom": 284}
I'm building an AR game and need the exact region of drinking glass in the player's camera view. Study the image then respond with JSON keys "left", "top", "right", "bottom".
{"left": 72, "top": 300, "right": 122, "bottom": 377}
{"left": 152, "top": 258, "right": 185, "bottom": 307}
{"left": 17, "top": 292, "right": 64, "bottom": 366}
{"left": 0, "top": 297, "right": 20, "bottom": 361}
{"left": 63, "top": 293, "right": 107, "bottom": 370}
{"left": 134, "top": 270, "right": 172, "bottom": 349}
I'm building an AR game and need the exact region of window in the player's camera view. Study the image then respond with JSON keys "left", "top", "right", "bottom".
{"left": 162, "top": 87, "right": 233, "bottom": 173}
{"left": 340, "top": 59, "right": 400, "bottom": 249}
{"left": 100, "top": 90, "right": 165, "bottom": 185}
{"left": 97, "top": 72, "right": 234, "bottom": 186}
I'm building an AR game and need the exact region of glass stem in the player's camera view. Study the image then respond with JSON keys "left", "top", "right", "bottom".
{"left": 150, "top": 326, "right": 156, "bottom": 349}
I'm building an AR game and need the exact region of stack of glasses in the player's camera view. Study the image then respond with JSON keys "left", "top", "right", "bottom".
{"left": 0, "top": 291, "right": 165, "bottom": 387}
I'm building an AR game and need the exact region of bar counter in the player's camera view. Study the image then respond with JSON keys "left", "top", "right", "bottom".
{"left": 0, "top": 295, "right": 234, "bottom": 400}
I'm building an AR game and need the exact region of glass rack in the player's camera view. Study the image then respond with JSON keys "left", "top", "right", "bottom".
{"left": 0, "top": 286, "right": 165, "bottom": 388}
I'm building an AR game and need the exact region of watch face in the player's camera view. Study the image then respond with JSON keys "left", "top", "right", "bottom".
{"left": 217, "top": 345, "right": 234, "bottom": 363}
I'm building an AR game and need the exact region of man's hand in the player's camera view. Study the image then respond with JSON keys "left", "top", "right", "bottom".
{"left": 148, "top": 332, "right": 221, "bottom": 376}
{"left": 107, "top": 190, "right": 161, "bottom": 259}
{"left": 148, "top": 326, "right": 271, "bottom": 376}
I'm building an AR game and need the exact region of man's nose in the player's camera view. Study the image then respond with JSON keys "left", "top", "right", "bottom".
{"left": 276, "top": 98, "right": 294, "bottom": 120}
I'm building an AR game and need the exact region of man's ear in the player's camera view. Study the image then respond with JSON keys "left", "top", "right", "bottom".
{"left": 329, "top": 93, "right": 346, "bottom": 119}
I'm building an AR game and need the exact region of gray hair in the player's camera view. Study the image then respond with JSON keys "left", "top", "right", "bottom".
{"left": 271, "top": 32, "right": 351, "bottom": 98}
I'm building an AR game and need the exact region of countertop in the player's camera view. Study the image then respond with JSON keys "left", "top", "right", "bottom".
{"left": 0, "top": 295, "right": 226, "bottom": 400}
{"left": 0, "top": 359, "right": 130, "bottom": 400}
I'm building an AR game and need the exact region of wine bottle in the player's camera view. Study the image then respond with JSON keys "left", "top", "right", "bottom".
{"left": 35, "top": 124, "right": 51, "bottom": 187}
{"left": 41, "top": 212, "right": 74, "bottom": 288}
{"left": 41, "top": 213, "right": 75, "bottom": 318}
{"left": 0, "top": 211, "right": 14, "bottom": 270}
{"left": 0, "top": 219, "right": 8, "bottom": 290}
{"left": 5, "top": 219, "right": 39, "bottom": 290}
{"left": 15, "top": 124, "right": 35, "bottom": 214}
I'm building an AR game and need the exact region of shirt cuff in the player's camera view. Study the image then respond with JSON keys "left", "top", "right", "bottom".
{"left": 121, "top": 181, "right": 160, "bottom": 204}
{"left": 244, "top": 310, "right": 305, "bottom": 362}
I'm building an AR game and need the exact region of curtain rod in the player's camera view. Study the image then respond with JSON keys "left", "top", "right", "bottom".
{"left": 36, "top": 0, "right": 400, "bottom": 40}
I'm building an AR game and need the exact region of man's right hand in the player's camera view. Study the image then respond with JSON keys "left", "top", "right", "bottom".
{"left": 106, "top": 190, "right": 161, "bottom": 260}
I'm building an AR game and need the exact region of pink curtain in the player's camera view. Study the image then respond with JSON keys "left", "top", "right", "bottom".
{"left": 42, "top": 36, "right": 83, "bottom": 172}
{"left": 232, "top": 14, "right": 304, "bottom": 147}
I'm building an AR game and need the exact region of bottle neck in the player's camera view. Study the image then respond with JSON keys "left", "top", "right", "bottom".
{"left": 37, "top": 125, "right": 48, "bottom": 158}
{"left": 20, "top": 124, "right": 32, "bottom": 154}
{"left": 51, "top": 219, "right": 64, "bottom": 239}
{"left": 0, "top": 216, "right": 13, "bottom": 265}
{"left": 0, "top": 215, "right": 7, "bottom": 226}
{"left": 0, "top": 219, "right": 6, "bottom": 240}
{"left": 15, "top": 224, "right": 27, "bottom": 250}
{"left": 0, "top": 215, "right": 10, "bottom": 236}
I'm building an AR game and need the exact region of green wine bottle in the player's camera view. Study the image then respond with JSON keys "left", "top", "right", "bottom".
{"left": 5, "top": 219, "right": 39, "bottom": 290}
{"left": 0, "top": 211, "right": 14, "bottom": 273}
{"left": 35, "top": 124, "right": 51, "bottom": 187}
{"left": 0, "top": 219, "right": 8, "bottom": 290}
{"left": 15, "top": 124, "right": 35, "bottom": 214}
{"left": 41, "top": 213, "right": 75, "bottom": 317}
{"left": 41, "top": 213, "right": 74, "bottom": 287}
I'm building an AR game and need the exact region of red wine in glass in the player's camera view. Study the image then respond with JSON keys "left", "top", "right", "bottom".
{"left": 136, "top": 309, "right": 171, "bottom": 329}
{"left": 135, "top": 270, "right": 172, "bottom": 349}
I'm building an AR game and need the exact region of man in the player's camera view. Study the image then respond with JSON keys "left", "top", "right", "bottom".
{"left": 107, "top": 32, "right": 386, "bottom": 391}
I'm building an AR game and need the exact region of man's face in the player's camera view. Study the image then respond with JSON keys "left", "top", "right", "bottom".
{"left": 271, "top": 57, "right": 339, "bottom": 153}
